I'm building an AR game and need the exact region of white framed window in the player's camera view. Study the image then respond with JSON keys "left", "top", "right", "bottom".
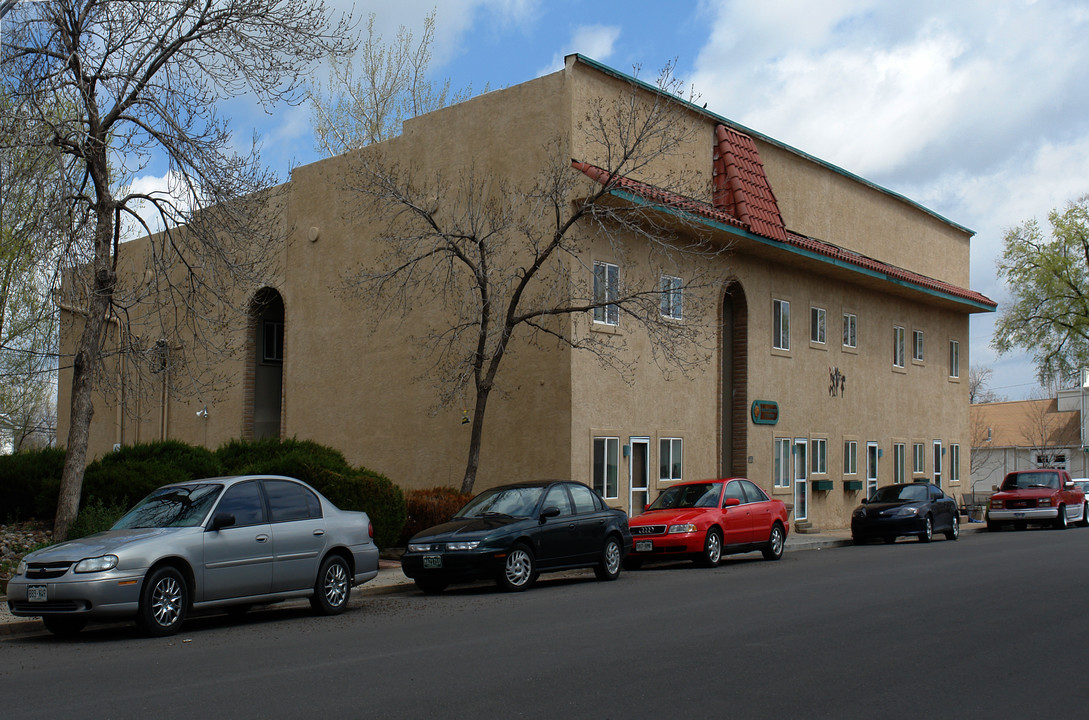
{"left": 810, "top": 307, "right": 826, "bottom": 344}
{"left": 844, "top": 440, "right": 858, "bottom": 475}
{"left": 810, "top": 438, "right": 828, "bottom": 475}
{"left": 593, "top": 261, "right": 619, "bottom": 326}
{"left": 913, "top": 443, "right": 924, "bottom": 475}
{"left": 912, "top": 330, "right": 924, "bottom": 362}
{"left": 773, "top": 299, "right": 790, "bottom": 350}
{"left": 950, "top": 444, "right": 961, "bottom": 483}
{"left": 893, "top": 443, "right": 906, "bottom": 484}
{"left": 774, "top": 438, "right": 791, "bottom": 488}
{"left": 592, "top": 437, "right": 619, "bottom": 499}
{"left": 660, "top": 275, "right": 682, "bottom": 320}
{"left": 659, "top": 437, "right": 682, "bottom": 481}
{"left": 949, "top": 340, "right": 960, "bottom": 378}
{"left": 893, "top": 326, "right": 906, "bottom": 368}
{"left": 843, "top": 313, "right": 857, "bottom": 349}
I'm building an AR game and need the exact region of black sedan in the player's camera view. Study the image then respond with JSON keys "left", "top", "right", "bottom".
{"left": 401, "top": 481, "right": 631, "bottom": 593}
{"left": 851, "top": 482, "right": 959, "bottom": 544}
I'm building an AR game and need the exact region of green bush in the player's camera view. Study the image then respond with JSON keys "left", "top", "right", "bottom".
{"left": 68, "top": 499, "right": 129, "bottom": 540}
{"left": 400, "top": 486, "right": 473, "bottom": 545}
{"left": 0, "top": 447, "right": 66, "bottom": 521}
{"left": 82, "top": 440, "right": 221, "bottom": 511}
{"left": 216, "top": 437, "right": 406, "bottom": 549}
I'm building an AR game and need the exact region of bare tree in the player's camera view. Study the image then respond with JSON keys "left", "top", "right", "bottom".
{"left": 310, "top": 10, "right": 479, "bottom": 156}
{"left": 1020, "top": 395, "right": 1068, "bottom": 468}
{"left": 969, "top": 364, "right": 1003, "bottom": 404}
{"left": 2, "top": 0, "right": 354, "bottom": 539}
{"left": 341, "top": 62, "right": 727, "bottom": 494}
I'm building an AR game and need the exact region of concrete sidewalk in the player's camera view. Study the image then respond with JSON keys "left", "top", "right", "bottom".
{"left": 0, "top": 521, "right": 985, "bottom": 639}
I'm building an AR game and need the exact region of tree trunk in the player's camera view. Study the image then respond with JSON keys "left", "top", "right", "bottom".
{"left": 460, "top": 387, "right": 492, "bottom": 495}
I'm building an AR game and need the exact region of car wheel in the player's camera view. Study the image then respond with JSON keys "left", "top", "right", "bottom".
{"left": 918, "top": 516, "right": 933, "bottom": 543}
{"left": 946, "top": 513, "right": 960, "bottom": 541}
{"left": 137, "top": 565, "right": 188, "bottom": 637}
{"left": 42, "top": 615, "right": 87, "bottom": 637}
{"left": 622, "top": 557, "right": 643, "bottom": 571}
{"left": 414, "top": 578, "right": 449, "bottom": 595}
{"left": 1013, "top": 521, "right": 1027, "bottom": 531}
{"left": 593, "top": 535, "right": 623, "bottom": 581}
{"left": 1080, "top": 503, "right": 1089, "bottom": 528}
{"left": 698, "top": 528, "right": 722, "bottom": 567}
{"left": 1054, "top": 505, "right": 1069, "bottom": 530}
{"left": 987, "top": 519, "right": 1001, "bottom": 532}
{"left": 310, "top": 554, "right": 351, "bottom": 615}
{"left": 496, "top": 543, "right": 537, "bottom": 591}
{"left": 852, "top": 534, "right": 867, "bottom": 545}
{"left": 762, "top": 523, "right": 785, "bottom": 561}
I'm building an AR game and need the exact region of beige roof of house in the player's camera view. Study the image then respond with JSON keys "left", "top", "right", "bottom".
{"left": 971, "top": 398, "right": 1082, "bottom": 448}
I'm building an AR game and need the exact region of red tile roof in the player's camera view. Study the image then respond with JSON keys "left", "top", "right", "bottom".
{"left": 713, "top": 124, "right": 788, "bottom": 242}
{"left": 572, "top": 149, "right": 996, "bottom": 310}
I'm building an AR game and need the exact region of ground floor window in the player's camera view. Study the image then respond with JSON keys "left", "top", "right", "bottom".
{"left": 844, "top": 440, "right": 857, "bottom": 475}
{"left": 912, "top": 443, "right": 924, "bottom": 475}
{"left": 894, "top": 443, "right": 906, "bottom": 484}
{"left": 810, "top": 438, "right": 827, "bottom": 475}
{"left": 659, "top": 437, "right": 682, "bottom": 481}
{"left": 949, "top": 444, "right": 960, "bottom": 483}
{"left": 593, "top": 437, "right": 619, "bottom": 499}
{"left": 774, "top": 438, "right": 791, "bottom": 488}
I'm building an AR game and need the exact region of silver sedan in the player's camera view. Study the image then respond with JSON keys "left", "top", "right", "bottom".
{"left": 6, "top": 475, "right": 379, "bottom": 636}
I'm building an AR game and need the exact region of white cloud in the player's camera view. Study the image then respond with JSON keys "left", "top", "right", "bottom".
{"left": 538, "top": 24, "right": 621, "bottom": 77}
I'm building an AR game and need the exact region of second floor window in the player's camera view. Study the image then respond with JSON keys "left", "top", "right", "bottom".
{"left": 811, "top": 307, "right": 826, "bottom": 344}
{"left": 593, "top": 261, "right": 619, "bottom": 326}
{"left": 913, "top": 330, "right": 924, "bottom": 361}
{"left": 843, "top": 313, "right": 857, "bottom": 348}
{"left": 949, "top": 340, "right": 960, "bottom": 378}
{"left": 773, "top": 299, "right": 790, "bottom": 350}
{"left": 893, "top": 326, "right": 905, "bottom": 368}
{"left": 660, "top": 275, "right": 683, "bottom": 320}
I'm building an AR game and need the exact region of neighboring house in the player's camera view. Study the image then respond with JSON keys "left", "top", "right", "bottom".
{"left": 57, "top": 55, "right": 996, "bottom": 531}
{"left": 971, "top": 393, "right": 1089, "bottom": 496}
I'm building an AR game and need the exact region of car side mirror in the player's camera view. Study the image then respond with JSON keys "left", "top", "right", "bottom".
{"left": 540, "top": 506, "right": 561, "bottom": 523}
{"left": 992, "top": 485, "right": 999, "bottom": 492}
{"left": 1065, "top": 481, "right": 1075, "bottom": 489}
{"left": 209, "top": 512, "right": 236, "bottom": 531}
{"left": 860, "top": 497, "right": 868, "bottom": 504}
{"left": 723, "top": 498, "right": 741, "bottom": 508}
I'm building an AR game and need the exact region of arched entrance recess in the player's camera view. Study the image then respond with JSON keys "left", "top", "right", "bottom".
{"left": 721, "top": 283, "right": 749, "bottom": 478}
{"left": 245, "top": 287, "right": 284, "bottom": 440}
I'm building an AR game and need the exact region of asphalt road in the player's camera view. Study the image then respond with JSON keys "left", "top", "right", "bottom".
{"left": 4, "top": 527, "right": 1088, "bottom": 719}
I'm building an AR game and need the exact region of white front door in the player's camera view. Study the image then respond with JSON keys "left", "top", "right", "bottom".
{"left": 794, "top": 438, "right": 808, "bottom": 521}
{"left": 629, "top": 438, "right": 650, "bottom": 516}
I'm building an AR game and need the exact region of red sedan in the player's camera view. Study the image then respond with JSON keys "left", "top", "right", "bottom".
{"left": 624, "top": 478, "right": 789, "bottom": 568}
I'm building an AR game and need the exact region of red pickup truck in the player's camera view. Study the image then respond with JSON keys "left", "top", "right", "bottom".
{"left": 987, "top": 468, "right": 1089, "bottom": 531}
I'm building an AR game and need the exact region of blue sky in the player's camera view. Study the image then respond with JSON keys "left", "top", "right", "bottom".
{"left": 204, "top": 0, "right": 1089, "bottom": 400}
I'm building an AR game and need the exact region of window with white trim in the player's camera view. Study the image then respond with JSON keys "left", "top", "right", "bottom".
{"left": 810, "top": 438, "right": 828, "bottom": 475}
{"left": 844, "top": 440, "right": 857, "bottom": 475}
{"left": 843, "top": 313, "right": 857, "bottom": 349}
{"left": 660, "top": 276, "right": 682, "bottom": 320}
{"left": 774, "top": 438, "right": 791, "bottom": 488}
{"left": 912, "top": 330, "right": 924, "bottom": 362}
{"left": 592, "top": 437, "right": 619, "bottom": 498}
{"left": 913, "top": 443, "right": 924, "bottom": 475}
{"left": 593, "top": 261, "right": 619, "bottom": 326}
{"left": 950, "top": 444, "right": 961, "bottom": 483}
{"left": 893, "top": 326, "right": 906, "bottom": 368}
{"left": 659, "top": 437, "right": 682, "bottom": 481}
{"left": 933, "top": 440, "right": 943, "bottom": 487}
{"left": 949, "top": 340, "right": 960, "bottom": 378}
{"left": 894, "top": 443, "right": 906, "bottom": 484}
{"left": 773, "top": 299, "right": 790, "bottom": 350}
{"left": 811, "top": 307, "right": 826, "bottom": 344}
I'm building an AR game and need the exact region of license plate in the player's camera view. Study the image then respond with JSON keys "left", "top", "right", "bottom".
{"left": 635, "top": 540, "right": 653, "bottom": 552}
{"left": 422, "top": 555, "right": 443, "bottom": 569}
{"left": 1014, "top": 512, "right": 1026, "bottom": 518}
{"left": 28, "top": 585, "right": 47, "bottom": 602}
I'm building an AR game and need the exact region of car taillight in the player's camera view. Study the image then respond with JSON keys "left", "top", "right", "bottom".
{"left": 368, "top": 521, "right": 374, "bottom": 539}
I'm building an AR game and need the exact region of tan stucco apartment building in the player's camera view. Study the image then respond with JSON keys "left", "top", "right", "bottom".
{"left": 59, "top": 55, "right": 996, "bottom": 531}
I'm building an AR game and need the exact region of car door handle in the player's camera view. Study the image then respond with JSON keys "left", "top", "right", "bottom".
{"left": 255, "top": 534, "right": 269, "bottom": 543}
{"left": 313, "top": 529, "right": 325, "bottom": 536}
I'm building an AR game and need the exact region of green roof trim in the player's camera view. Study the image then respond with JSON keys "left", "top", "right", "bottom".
{"left": 569, "top": 53, "right": 975, "bottom": 237}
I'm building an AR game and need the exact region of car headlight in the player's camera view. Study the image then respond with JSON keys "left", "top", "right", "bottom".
{"left": 893, "top": 506, "right": 919, "bottom": 517}
{"left": 990, "top": 498, "right": 1003, "bottom": 509}
{"left": 1038, "top": 499, "right": 1052, "bottom": 507}
{"left": 445, "top": 541, "right": 480, "bottom": 551}
{"left": 16, "top": 559, "right": 28, "bottom": 576}
{"left": 74, "top": 555, "right": 119, "bottom": 573}
{"left": 407, "top": 543, "right": 432, "bottom": 553}
{"left": 852, "top": 509, "right": 866, "bottom": 518}
{"left": 668, "top": 523, "right": 698, "bottom": 534}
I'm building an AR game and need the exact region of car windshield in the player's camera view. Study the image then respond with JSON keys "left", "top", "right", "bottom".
{"left": 871, "top": 484, "right": 928, "bottom": 503}
{"left": 1002, "top": 472, "right": 1060, "bottom": 490}
{"left": 112, "top": 484, "right": 224, "bottom": 529}
{"left": 648, "top": 483, "right": 722, "bottom": 510}
{"left": 456, "top": 486, "right": 545, "bottom": 518}
{"left": 1077, "top": 481, "right": 1089, "bottom": 493}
